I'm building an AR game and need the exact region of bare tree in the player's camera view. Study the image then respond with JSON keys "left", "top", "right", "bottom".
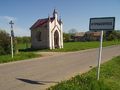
{"left": 68, "top": 28, "right": 77, "bottom": 35}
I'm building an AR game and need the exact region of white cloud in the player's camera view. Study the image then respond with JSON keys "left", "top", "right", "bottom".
{"left": 14, "top": 25, "right": 30, "bottom": 36}
{"left": 0, "top": 16, "right": 30, "bottom": 36}
{"left": 0, "top": 16, "right": 17, "bottom": 22}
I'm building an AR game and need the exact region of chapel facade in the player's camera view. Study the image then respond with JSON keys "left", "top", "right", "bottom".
{"left": 30, "top": 9, "right": 63, "bottom": 49}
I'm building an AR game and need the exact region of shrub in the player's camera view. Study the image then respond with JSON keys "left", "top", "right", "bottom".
{"left": 0, "top": 30, "right": 11, "bottom": 55}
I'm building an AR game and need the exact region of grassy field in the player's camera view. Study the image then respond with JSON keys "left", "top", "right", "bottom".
{"left": 17, "top": 41, "right": 120, "bottom": 52}
{"left": 0, "top": 52, "right": 41, "bottom": 63}
{"left": 17, "top": 43, "right": 31, "bottom": 50}
{"left": 48, "top": 56, "right": 120, "bottom": 90}
{"left": 48, "top": 41, "right": 120, "bottom": 52}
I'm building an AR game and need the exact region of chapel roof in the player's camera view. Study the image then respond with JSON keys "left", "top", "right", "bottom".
{"left": 30, "top": 9, "right": 62, "bottom": 30}
{"left": 30, "top": 17, "right": 54, "bottom": 30}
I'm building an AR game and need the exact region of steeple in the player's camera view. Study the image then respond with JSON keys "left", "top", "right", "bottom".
{"left": 53, "top": 9, "right": 58, "bottom": 19}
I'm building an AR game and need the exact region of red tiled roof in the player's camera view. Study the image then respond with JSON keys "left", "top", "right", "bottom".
{"left": 30, "top": 17, "right": 54, "bottom": 29}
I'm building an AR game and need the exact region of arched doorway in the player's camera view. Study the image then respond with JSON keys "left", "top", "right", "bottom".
{"left": 54, "top": 30, "right": 59, "bottom": 48}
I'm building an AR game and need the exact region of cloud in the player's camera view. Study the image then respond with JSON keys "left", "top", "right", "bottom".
{"left": 14, "top": 25, "right": 30, "bottom": 36}
{"left": 0, "top": 16, "right": 17, "bottom": 22}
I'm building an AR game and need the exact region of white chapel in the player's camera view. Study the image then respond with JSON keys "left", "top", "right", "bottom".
{"left": 30, "top": 9, "right": 63, "bottom": 49}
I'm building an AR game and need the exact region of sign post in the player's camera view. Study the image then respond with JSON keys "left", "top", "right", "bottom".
{"left": 89, "top": 17, "right": 115, "bottom": 80}
{"left": 97, "top": 30, "right": 103, "bottom": 80}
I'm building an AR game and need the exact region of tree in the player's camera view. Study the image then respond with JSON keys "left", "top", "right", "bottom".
{"left": 105, "top": 30, "right": 120, "bottom": 41}
{"left": 68, "top": 28, "right": 78, "bottom": 42}
{"left": 63, "top": 33, "right": 71, "bottom": 42}
{"left": 0, "top": 30, "right": 11, "bottom": 55}
{"left": 68, "top": 28, "right": 77, "bottom": 35}
{"left": 116, "top": 30, "right": 120, "bottom": 41}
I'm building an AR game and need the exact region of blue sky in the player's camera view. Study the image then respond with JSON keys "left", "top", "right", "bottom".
{"left": 0, "top": 0, "right": 120, "bottom": 36}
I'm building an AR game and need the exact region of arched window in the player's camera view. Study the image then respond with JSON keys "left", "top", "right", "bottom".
{"left": 36, "top": 31, "right": 41, "bottom": 41}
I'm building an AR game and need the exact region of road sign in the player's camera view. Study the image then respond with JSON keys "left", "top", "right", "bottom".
{"left": 89, "top": 17, "right": 115, "bottom": 80}
{"left": 89, "top": 17, "right": 115, "bottom": 31}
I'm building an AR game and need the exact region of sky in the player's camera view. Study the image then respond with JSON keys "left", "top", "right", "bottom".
{"left": 0, "top": 0, "right": 120, "bottom": 36}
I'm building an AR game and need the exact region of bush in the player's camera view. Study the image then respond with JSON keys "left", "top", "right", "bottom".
{"left": 105, "top": 30, "right": 120, "bottom": 41}
{"left": 0, "top": 30, "right": 11, "bottom": 55}
{"left": 63, "top": 33, "right": 71, "bottom": 42}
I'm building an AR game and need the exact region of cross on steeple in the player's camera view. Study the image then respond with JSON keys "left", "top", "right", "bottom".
{"left": 53, "top": 9, "right": 58, "bottom": 18}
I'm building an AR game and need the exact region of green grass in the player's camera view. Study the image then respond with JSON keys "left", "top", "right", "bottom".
{"left": 0, "top": 43, "right": 41, "bottom": 64}
{"left": 17, "top": 43, "right": 31, "bottom": 50}
{"left": 48, "top": 41, "right": 120, "bottom": 52}
{"left": 48, "top": 56, "right": 120, "bottom": 90}
{"left": 0, "top": 52, "right": 41, "bottom": 63}
{"left": 17, "top": 41, "right": 120, "bottom": 52}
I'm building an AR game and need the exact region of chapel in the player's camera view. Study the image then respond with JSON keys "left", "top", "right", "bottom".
{"left": 30, "top": 9, "right": 63, "bottom": 49}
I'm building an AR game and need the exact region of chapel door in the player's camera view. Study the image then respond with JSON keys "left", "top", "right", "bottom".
{"left": 54, "top": 30, "right": 59, "bottom": 48}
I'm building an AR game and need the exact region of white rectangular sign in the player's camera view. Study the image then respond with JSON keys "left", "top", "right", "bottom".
{"left": 89, "top": 17, "right": 115, "bottom": 31}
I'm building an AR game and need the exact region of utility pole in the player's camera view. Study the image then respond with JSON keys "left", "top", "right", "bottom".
{"left": 9, "top": 20, "right": 14, "bottom": 58}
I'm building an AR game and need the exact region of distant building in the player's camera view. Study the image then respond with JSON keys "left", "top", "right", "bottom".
{"left": 72, "top": 32, "right": 85, "bottom": 41}
{"left": 30, "top": 9, "right": 63, "bottom": 49}
{"left": 72, "top": 31, "right": 101, "bottom": 41}
{"left": 85, "top": 31, "right": 101, "bottom": 41}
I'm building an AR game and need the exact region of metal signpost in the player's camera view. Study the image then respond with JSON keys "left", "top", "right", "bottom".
{"left": 9, "top": 20, "right": 14, "bottom": 58}
{"left": 89, "top": 17, "right": 115, "bottom": 80}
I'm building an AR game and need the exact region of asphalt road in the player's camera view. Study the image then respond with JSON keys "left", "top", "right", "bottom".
{"left": 0, "top": 45, "right": 120, "bottom": 90}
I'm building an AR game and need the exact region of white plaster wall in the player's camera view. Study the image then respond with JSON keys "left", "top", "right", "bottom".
{"left": 60, "top": 23, "right": 64, "bottom": 48}
{"left": 49, "top": 19, "right": 62, "bottom": 49}
{"left": 31, "top": 25, "right": 49, "bottom": 49}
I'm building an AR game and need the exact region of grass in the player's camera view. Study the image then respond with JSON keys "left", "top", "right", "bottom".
{"left": 17, "top": 43, "right": 31, "bottom": 50}
{"left": 0, "top": 43, "right": 39, "bottom": 64}
{"left": 48, "top": 56, "right": 120, "bottom": 90}
{"left": 0, "top": 52, "right": 41, "bottom": 63}
{"left": 17, "top": 41, "right": 120, "bottom": 52}
{"left": 47, "top": 41, "right": 120, "bottom": 52}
